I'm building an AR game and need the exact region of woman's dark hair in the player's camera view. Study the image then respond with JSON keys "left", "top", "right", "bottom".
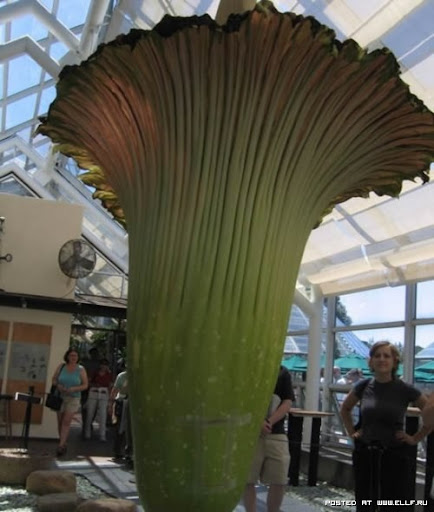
{"left": 369, "top": 340, "right": 401, "bottom": 379}
{"left": 64, "top": 348, "right": 80, "bottom": 363}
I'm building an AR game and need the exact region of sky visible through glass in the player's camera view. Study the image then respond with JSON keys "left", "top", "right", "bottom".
{"left": 339, "top": 281, "right": 434, "bottom": 349}
{"left": 3, "top": 0, "right": 90, "bottom": 148}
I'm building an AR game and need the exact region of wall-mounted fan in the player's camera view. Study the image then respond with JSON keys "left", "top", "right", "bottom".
{"left": 58, "top": 239, "right": 96, "bottom": 279}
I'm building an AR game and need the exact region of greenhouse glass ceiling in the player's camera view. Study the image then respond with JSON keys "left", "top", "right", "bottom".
{"left": 0, "top": 0, "right": 433, "bottom": 299}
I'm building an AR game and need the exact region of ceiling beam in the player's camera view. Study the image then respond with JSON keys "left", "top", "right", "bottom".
{"left": 0, "top": 290, "right": 127, "bottom": 318}
{"left": 0, "top": 0, "right": 80, "bottom": 53}
{"left": 349, "top": 0, "right": 425, "bottom": 47}
{"left": 0, "top": 37, "right": 60, "bottom": 78}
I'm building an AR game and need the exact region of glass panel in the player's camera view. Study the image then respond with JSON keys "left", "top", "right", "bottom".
{"left": 288, "top": 304, "right": 309, "bottom": 332}
{"left": 0, "top": 176, "right": 33, "bottom": 197}
{"left": 5, "top": 94, "right": 37, "bottom": 130}
{"left": 338, "top": 287, "right": 405, "bottom": 324}
{"left": 335, "top": 330, "right": 370, "bottom": 358}
{"left": 284, "top": 335, "right": 308, "bottom": 355}
{"left": 78, "top": 273, "right": 127, "bottom": 298}
{"left": 57, "top": 0, "right": 91, "bottom": 28}
{"left": 77, "top": 251, "right": 128, "bottom": 299}
{"left": 415, "top": 325, "right": 434, "bottom": 356}
{"left": 32, "top": 132, "right": 48, "bottom": 146}
{"left": 334, "top": 333, "right": 370, "bottom": 376}
{"left": 288, "top": 300, "right": 328, "bottom": 332}
{"left": 0, "top": 63, "right": 4, "bottom": 98}
{"left": 414, "top": 326, "right": 434, "bottom": 392}
{"left": 38, "top": 86, "right": 56, "bottom": 115}
{"left": 408, "top": 54, "right": 434, "bottom": 89}
{"left": 382, "top": 2, "right": 434, "bottom": 62}
{"left": 34, "top": 142, "right": 50, "bottom": 158}
{"left": 416, "top": 280, "right": 434, "bottom": 319}
{"left": 348, "top": 327, "right": 404, "bottom": 350}
{"left": 64, "top": 157, "right": 82, "bottom": 178}
{"left": 24, "top": 159, "right": 37, "bottom": 172}
{"left": 0, "top": 147, "right": 16, "bottom": 163}
{"left": 273, "top": 1, "right": 300, "bottom": 14}
{"left": 11, "top": 14, "right": 49, "bottom": 41}
{"left": 39, "top": 0, "right": 54, "bottom": 11}
{"left": 16, "top": 126, "right": 32, "bottom": 143}
{"left": 8, "top": 55, "right": 42, "bottom": 95}
{"left": 0, "top": 20, "right": 5, "bottom": 43}
{"left": 345, "top": 0, "right": 388, "bottom": 20}
{"left": 49, "top": 41, "right": 70, "bottom": 61}
{"left": 336, "top": 330, "right": 406, "bottom": 381}
{"left": 13, "top": 153, "right": 26, "bottom": 166}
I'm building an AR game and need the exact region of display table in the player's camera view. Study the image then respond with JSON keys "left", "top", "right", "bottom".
{"left": 287, "top": 409, "right": 334, "bottom": 486}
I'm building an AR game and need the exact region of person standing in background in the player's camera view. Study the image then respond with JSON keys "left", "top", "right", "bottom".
{"left": 335, "top": 366, "right": 347, "bottom": 408}
{"left": 84, "top": 358, "right": 113, "bottom": 441}
{"left": 52, "top": 348, "right": 88, "bottom": 456}
{"left": 81, "top": 346, "right": 100, "bottom": 437}
{"left": 109, "top": 366, "right": 132, "bottom": 465}
{"left": 341, "top": 341, "right": 429, "bottom": 511}
{"left": 243, "top": 365, "right": 294, "bottom": 512}
{"left": 344, "top": 368, "right": 364, "bottom": 385}
{"left": 343, "top": 368, "right": 365, "bottom": 425}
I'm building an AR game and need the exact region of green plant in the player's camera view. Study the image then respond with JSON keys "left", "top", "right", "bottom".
{"left": 37, "top": 3, "right": 434, "bottom": 510}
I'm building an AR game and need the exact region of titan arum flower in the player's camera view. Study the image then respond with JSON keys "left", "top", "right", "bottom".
{"left": 38, "top": 2, "right": 434, "bottom": 511}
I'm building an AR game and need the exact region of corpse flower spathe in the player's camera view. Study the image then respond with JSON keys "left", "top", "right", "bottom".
{"left": 37, "top": 3, "right": 434, "bottom": 511}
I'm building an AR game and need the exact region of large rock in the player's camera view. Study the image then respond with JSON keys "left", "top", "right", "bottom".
{"left": 0, "top": 449, "right": 54, "bottom": 485}
{"left": 37, "top": 492, "right": 80, "bottom": 512}
{"left": 76, "top": 498, "right": 137, "bottom": 511}
{"left": 26, "top": 469, "right": 76, "bottom": 494}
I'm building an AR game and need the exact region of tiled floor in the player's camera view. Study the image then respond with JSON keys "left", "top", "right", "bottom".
{"left": 0, "top": 423, "right": 323, "bottom": 512}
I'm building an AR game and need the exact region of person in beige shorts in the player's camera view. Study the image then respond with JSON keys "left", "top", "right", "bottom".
{"left": 243, "top": 366, "right": 294, "bottom": 512}
{"left": 61, "top": 396, "right": 81, "bottom": 413}
{"left": 52, "top": 348, "right": 88, "bottom": 456}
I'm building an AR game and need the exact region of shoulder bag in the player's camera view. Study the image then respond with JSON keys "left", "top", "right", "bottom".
{"left": 45, "top": 364, "right": 65, "bottom": 411}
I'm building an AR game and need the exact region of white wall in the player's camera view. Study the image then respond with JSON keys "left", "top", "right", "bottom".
{"left": 0, "top": 193, "right": 83, "bottom": 298}
{"left": 0, "top": 194, "right": 84, "bottom": 438}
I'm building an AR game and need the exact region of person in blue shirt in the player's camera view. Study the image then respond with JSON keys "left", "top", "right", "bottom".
{"left": 52, "top": 348, "right": 88, "bottom": 456}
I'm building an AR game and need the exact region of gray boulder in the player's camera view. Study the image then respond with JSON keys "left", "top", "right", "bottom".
{"left": 76, "top": 498, "right": 137, "bottom": 511}
{"left": 37, "top": 492, "right": 81, "bottom": 512}
{"left": 0, "top": 449, "right": 54, "bottom": 485}
{"left": 26, "top": 469, "right": 76, "bottom": 494}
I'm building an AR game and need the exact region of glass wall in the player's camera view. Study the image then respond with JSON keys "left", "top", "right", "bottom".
{"left": 286, "top": 280, "right": 434, "bottom": 446}
{"left": 416, "top": 280, "right": 434, "bottom": 319}
{"left": 338, "top": 286, "right": 405, "bottom": 324}
{"left": 414, "top": 280, "right": 434, "bottom": 392}
{"left": 287, "top": 282, "right": 434, "bottom": 384}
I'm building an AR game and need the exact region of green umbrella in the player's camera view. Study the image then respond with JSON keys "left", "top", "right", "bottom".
{"left": 282, "top": 354, "right": 326, "bottom": 372}
{"left": 334, "top": 354, "right": 369, "bottom": 372}
{"left": 282, "top": 355, "right": 307, "bottom": 371}
{"left": 414, "top": 370, "right": 434, "bottom": 382}
{"left": 415, "top": 360, "right": 434, "bottom": 373}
